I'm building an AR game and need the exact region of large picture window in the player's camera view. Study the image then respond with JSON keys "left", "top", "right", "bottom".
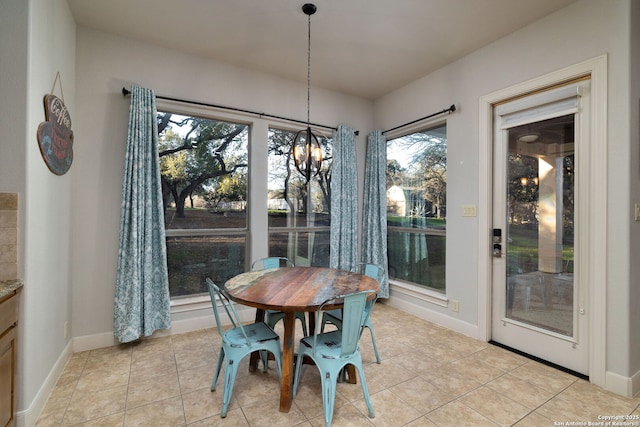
{"left": 267, "top": 128, "right": 332, "bottom": 266}
{"left": 158, "top": 111, "right": 248, "bottom": 298}
{"left": 387, "top": 125, "right": 446, "bottom": 292}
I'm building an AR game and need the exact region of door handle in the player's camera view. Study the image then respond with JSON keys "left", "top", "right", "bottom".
{"left": 493, "top": 243, "right": 502, "bottom": 257}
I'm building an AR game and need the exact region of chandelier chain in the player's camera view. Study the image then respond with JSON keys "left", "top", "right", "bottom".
{"left": 306, "top": 13, "right": 311, "bottom": 125}
{"left": 292, "top": 4, "right": 322, "bottom": 183}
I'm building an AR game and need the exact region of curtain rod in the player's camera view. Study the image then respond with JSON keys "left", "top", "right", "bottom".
{"left": 382, "top": 104, "right": 456, "bottom": 135}
{"left": 122, "top": 87, "right": 359, "bottom": 135}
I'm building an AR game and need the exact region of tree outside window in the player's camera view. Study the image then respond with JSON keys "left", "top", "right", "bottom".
{"left": 387, "top": 125, "right": 447, "bottom": 292}
{"left": 157, "top": 111, "right": 248, "bottom": 298}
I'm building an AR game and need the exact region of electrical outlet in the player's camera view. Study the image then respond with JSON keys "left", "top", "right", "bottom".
{"left": 635, "top": 203, "right": 640, "bottom": 221}
{"left": 64, "top": 321, "right": 69, "bottom": 339}
{"left": 451, "top": 300, "right": 459, "bottom": 312}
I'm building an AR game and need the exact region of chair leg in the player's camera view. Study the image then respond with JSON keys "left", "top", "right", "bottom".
{"left": 320, "top": 317, "right": 328, "bottom": 333}
{"left": 292, "top": 350, "right": 305, "bottom": 398}
{"left": 367, "top": 325, "right": 382, "bottom": 364}
{"left": 259, "top": 350, "right": 269, "bottom": 372}
{"left": 261, "top": 342, "right": 283, "bottom": 380}
{"left": 269, "top": 346, "right": 283, "bottom": 380}
{"left": 337, "top": 367, "right": 347, "bottom": 383}
{"left": 299, "top": 314, "right": 308, "bottom": 336}
{"left": 319, "top": 366, "right": 339, "bottom": 427}
{"left": 355, "top": 363, "right": 375, "bottom": 418}
{"left": 221, "top": 358, "right": 239, "bottom": 418}
{"left": 211, "top": 348, "right": 225, "bottom": 391}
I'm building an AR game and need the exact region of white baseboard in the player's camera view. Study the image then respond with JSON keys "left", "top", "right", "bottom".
{"left": 605, "top": 369, "right": 640, "bottom": 398}
{"left": 73, "top": 331, "right": 119, "bottom": 353}
{"left": 16, "top": 340, "right": 73, "bottom": 427}
{"left": 157, "top": 308, "right": 253, "bottom": 336}
{"left": 73, "top": 305, "right": 256, "bottom": 352}
{"left": 384, "top": 292, "right": 480, "bottom": 340}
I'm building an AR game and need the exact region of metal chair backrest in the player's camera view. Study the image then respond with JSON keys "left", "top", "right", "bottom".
{"left": 358, "top": 263, "right": 383, "bottom": 317}
{"left": 358, "top": 263, "right": 385, "bottom": 284}
{"left": 251, "top": 257, "right": 294, "bottom": 270}
{"left": 205, "top": 278, "right": 250, "bottom": 344}
{"left": 315, "top": 290, "right": 377, "bottom": 358}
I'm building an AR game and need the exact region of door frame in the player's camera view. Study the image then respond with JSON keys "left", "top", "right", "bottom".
{"left": 477, "top": 55, "right": 607, "bottom": 387}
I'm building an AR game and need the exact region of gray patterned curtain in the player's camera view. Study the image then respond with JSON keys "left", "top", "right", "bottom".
{"left": 114, "top": 85, "right": 171, "bottom": 343}
{"left": 330, "top": 124, "right": 358, "bottom": 271}
{"left": 362, "top": 130, "right": 389, "bottom": 297}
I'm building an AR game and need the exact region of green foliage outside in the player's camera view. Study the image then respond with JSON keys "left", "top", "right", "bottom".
{"left": 387, "top": 216, "right": 446, "bottom": 229}
{"left": 507, "top": 224, "right": 574, "bottom": 276}
{"left": 386, "top": 126, "right": 448, "bottom": 291}
{"left": 158, "top": 112, "right": 248, "bottom": 218}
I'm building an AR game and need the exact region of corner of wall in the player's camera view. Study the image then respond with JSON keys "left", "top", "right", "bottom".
{"left": 605, "top": 369, "right": 640, "bottom": 398}
{"left": 384, "top": 290, "right": 481, "bottom": 340}
{"left": 16, "top": 340, "right": 73, "bottom": 427}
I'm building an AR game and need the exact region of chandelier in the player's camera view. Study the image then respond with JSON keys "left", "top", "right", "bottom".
{"left": 291, "top": 3, "right": 323, "bottom": 183}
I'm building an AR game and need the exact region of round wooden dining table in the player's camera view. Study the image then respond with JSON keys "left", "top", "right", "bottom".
{"left": 223, "top": 266, "right": 379, "bottom": 413}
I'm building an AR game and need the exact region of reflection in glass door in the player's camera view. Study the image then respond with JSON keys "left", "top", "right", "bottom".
{"left": 505, "top": 114, "right": 575, "bottom": 336}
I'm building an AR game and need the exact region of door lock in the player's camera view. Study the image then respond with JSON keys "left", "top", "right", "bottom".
{"left": 492, "top": 229, "right": 502, "bottom": 257}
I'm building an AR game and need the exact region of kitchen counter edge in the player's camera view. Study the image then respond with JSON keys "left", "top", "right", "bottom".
{"left": 0, "top": 279, "right": 23, "bottom": 300}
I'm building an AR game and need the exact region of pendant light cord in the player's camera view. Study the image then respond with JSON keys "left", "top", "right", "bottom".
{"left": 306, "top": 12, "right": 312, "bottom": 126}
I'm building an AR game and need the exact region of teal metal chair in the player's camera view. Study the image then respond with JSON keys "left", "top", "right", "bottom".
{"left": 293, "top": 290, "right": 376, "bottom": 427}
{"left": 251, "top": 257, "right": 308, "bottom": 336}
{"left": 206, "top": 278, "right": 282, "bottom": 417}
{"left": 320, "top": 263, "right": 383, "bottom": 363}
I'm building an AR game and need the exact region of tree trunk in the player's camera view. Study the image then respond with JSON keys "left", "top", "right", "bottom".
{"left": 175, "top": 196, "right": 186, "bottom": 218}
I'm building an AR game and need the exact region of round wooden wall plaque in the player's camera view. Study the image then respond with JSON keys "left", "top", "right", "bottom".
{"left": 37, "top": 94, "right": 74, "bottom": 175}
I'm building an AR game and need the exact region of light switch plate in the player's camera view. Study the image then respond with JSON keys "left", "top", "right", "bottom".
{"left": 462, "top": 205, "right": 477, "bottom": 217}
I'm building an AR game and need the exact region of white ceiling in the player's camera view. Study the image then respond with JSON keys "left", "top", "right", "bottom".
{"left": 67, "top": 0, "right": 577, "bottom": 100}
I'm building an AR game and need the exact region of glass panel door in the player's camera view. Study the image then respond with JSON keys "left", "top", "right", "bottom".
{"left": 505, "top": 115, "right": 575, "bottom": 336}
{"left": 491, "top": 80, "right": 589, "bottom": 375}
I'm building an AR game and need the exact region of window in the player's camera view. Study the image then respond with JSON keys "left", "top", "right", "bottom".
{"left": 386, "top": 125, "right": 446, "bottom": 292}
{"left": 158, "top": 111, "right": 249, "bottom": 298}
{"left": 267, "top": 128, "right": 331, "bottom": 266}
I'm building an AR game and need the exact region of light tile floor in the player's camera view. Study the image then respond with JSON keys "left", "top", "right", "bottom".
{"left": 36, "top": 303, "right": 640, "bottom": 426}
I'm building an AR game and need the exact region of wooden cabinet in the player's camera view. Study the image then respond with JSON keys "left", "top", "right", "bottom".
{"left": 0, "top": 289, "right": 19, "bottom": 427}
